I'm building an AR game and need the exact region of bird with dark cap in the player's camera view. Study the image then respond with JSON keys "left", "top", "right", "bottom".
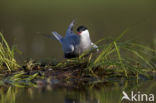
{"left": 52, "top": 20, "right": 98, "bottom": 58}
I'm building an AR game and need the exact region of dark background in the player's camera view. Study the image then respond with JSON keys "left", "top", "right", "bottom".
{"left": 0, "top": 0, "right": 156, "bottom": 63}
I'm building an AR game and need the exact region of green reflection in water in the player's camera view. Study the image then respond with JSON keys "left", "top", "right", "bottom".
{"left": 0, "top": 87, "right": 17, "bottom": 103}
{"left": 0, "top": 80, "right": 156, "bottom": 103}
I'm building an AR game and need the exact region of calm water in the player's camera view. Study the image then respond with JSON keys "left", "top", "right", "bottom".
{"left": 0, "top": 80, "right": 156, "bottom": 103}
{"left": 0, "top": 0, "right": 156, "bottom": 103}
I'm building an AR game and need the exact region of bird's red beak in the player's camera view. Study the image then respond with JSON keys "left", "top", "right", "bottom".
{"left": 77, "top": 32, "right": 81, "bottom": 35}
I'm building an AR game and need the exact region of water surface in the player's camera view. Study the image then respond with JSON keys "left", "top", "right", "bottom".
{"left": 0, "top": 80, "right": 156, "bottom": 103}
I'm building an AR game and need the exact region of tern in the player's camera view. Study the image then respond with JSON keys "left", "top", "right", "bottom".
{"left": 52, "top": 20, "right": 98, "bottom": 58}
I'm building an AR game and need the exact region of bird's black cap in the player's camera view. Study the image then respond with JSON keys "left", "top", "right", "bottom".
{"left": 77, "top": 26, "right": 87, "bottom": 33}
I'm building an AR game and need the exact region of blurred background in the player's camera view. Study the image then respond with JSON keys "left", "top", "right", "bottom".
{"left": 0, "top": 0, "right": 156, "bottom": 64}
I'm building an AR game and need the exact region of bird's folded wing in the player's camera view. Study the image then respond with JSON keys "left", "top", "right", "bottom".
{"left": 63, "top": 44, "right": 74, "bottom": 54}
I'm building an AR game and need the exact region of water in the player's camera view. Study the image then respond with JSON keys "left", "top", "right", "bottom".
{"left": 0, "top": 0, "right": 156, "bottom": 103}
{"left": 0, "top": 80, "right": 156, "bottom": 103}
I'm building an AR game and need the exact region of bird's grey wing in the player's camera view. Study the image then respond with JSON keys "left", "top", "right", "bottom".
{"left": 63, "top": 35, "right": 79, "bottom": 54}
{"left": 62, "top": 39, "right": 75, "bottom": 54}
{"left": 63, "top": 44, "right": 74, "bottom": 54}
{"left": 66, "top": 20, "right": 75, "bottom": 36}
{"left": 52, "top": 32, "right": 63, "bottom": 44}
{"left": 91, "top": 42, "right": 99, "bottom": 52}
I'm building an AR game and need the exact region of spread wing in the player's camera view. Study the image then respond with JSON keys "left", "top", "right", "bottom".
{"left": 52, "top": 32, "right": 63, "bottom": 44}
{"left": 66, "top": 20, "right": 75, "bottom": 36}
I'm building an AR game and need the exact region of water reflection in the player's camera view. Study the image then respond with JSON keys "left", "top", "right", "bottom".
{"left": 0, "top": 80, "right": 156, "bottom": 103}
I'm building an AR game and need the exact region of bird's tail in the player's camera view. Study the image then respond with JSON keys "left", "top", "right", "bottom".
{"left": 52, "top": 32, "right": 63, "bottom": 44}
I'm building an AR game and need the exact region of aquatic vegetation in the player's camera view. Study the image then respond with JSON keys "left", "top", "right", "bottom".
{"left": 53, "top": 29, "right": 156, "bottom": 79}
{"left": 3, "top": 71, "right": 39, "bottom": 87}
{"left": 0, "top": 32, "right": 20, "bottom": 72}
{"left": 0, "top": 31, "right": 155, "bottom": 87}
